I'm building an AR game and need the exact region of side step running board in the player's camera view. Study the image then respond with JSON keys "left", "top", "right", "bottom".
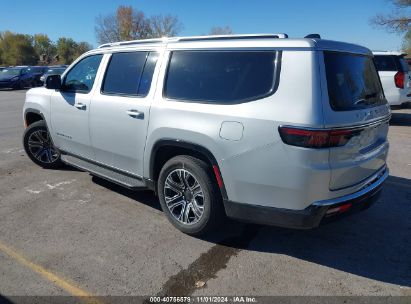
{"left": 61, "top": 153, "right": 147, "bottom": 190}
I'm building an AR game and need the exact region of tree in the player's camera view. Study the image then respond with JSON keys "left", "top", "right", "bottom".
{"left": 372, "top": 0, "right": 411, "bottom": 33}
{"left": 371, "top": 0, "right": 411, "bottom": 52}
{"left": 209, "top": 26, "right": 234, "bottom": 35}
{"left": 403, "top": 29, "right": 411, "bottom": 53}
{"left": 95, "top": 6, "right": 149, "bottom": 44}
{"left": 148, "top": 15, "right": 183, "bottom": 37}
{"left": 74, "top": 41, "right": 92, "bottom": 58}
{"left": 95, "top": 5, "right": 183, "bottom": 44}
{"left": 56, "top": 37, "right": 78, "bottom": 64}
{"left": 33, "top": 34, "right": 56, "bottom": 63}
{"left": 0, "top": 31, "right": 37, "bottom": 65}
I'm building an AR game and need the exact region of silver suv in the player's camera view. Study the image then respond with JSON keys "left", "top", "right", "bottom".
{"left": 23, "top": 34, "right": 390, "bottom": 235}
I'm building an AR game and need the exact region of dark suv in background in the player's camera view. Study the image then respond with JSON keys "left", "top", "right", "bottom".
{"left": 27, "top": 66, "right": 49, "bottom": 86}
{"left": 39, "top": 66, "right": 67, "bottom": 85}
{"left": 0, "top": 67, "right": 36, "bottom": 89}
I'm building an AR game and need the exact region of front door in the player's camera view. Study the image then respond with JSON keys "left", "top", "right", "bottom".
{"left": 50, "top": 54, "right": 103, "bottom": 160}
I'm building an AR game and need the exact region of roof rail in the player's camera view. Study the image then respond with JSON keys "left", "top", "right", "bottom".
{"left": 98, "top": 37, "right": 173, "bottom": 48}
{"left": 177, "top": 33, "right": 289, "bottom": 42}
{"left": 97, "top": 33, "right": 289, "bottom": 48}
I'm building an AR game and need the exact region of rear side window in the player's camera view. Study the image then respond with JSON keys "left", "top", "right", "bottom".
{"left": 324, "top": 52, "right": 387, "bottom": 111}
{"left": 102, "top": 51, "right": 158, "bottom": 96}
{"left": 164, "top": 51, "right": 278, "bottom": 104}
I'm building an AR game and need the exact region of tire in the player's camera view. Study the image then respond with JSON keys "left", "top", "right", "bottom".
{"left": 158, "top": 155, "right": 224, "bottom": 236}
{"left": 23, "top": 120, "right": 63, "bottom": 169}
{"left": 13, "top": 81, "right": 23, "bottom": 90}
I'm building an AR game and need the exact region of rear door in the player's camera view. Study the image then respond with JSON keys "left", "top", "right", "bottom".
{"left": 89, "top": 51, "right": 159, "bottom": 176}
{"left": 321, "top": 51, "right": 390, "bottom": 191}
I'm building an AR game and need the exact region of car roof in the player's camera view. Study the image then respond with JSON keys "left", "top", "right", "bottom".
{"left": 86, "top": 34, "right": 371, "bottom": 56}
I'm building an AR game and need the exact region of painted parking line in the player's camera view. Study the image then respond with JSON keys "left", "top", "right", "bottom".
{"left": 0, "top": 240, "right": 101, "bottom": 304}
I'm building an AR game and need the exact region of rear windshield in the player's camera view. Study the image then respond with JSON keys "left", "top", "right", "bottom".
{"left": 324, "top": 52, "right": 387, "bottom": 111}
{"left": 373, "top": 55, "right": 398, "bottom": 71}
{"left": 373, "top": 55, "right": 409, "bottom": 72}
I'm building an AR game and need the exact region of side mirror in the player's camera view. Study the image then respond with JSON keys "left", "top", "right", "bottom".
{"left": 46, "top": 75, "right": 62, "bottom": 90}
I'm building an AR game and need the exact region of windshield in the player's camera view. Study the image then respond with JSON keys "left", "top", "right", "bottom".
{"left": 324, "top": 52, "right": 387, "bottom": 111}
{"left": 47, "top": 68, "right": 65, "bottom": 74}
{"left": 0, "top": 69, "right": 21, "bottom": 77}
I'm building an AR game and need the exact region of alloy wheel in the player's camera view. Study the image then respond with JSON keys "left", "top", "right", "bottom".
{"left": 164, "top": 169, "right": 205, "bottom": 225}
{"left": 27, "top": 129, "right": 59, "bottom": 164}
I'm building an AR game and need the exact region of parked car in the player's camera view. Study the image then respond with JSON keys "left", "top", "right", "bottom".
{"left": 373, "top": 51, "right": 411, "bottom": 107}
{"left": 0, "top": 67, "right": 36, "bottom": 89}
{"left": 27, "top": 66, "right": 49, "bottom": 87}
{"left": 22, "top": 34, "right": 390, "bottom": 235}
{"left": 39, "top": 67, "right": 66, "bottom": 85}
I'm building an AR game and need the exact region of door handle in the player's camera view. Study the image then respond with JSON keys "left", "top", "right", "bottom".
{"left": 126, "top": 109, "right": 144, "bottom": 119}
{"left": 74, "top": 103, "right": 86, "bottom": 110}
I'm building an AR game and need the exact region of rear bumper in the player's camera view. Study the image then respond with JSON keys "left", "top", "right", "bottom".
{"left": 386, "top": 92, "right": 411, "bottom": 106}
{"left": 223, "top": 167, "right": 388, "bottom": 229}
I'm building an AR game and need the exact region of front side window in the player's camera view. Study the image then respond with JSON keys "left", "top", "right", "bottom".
{"left": 138, "top": 52, "right": 159, "bottom": 96}
{"left": 324, "top": 51, "right": 387, "bottom": 111}
{"left": 63, "top": 55, "right": 103, "bottom": 93}
{"left": 164, "top": 51, "right": 278, "bottom": 104}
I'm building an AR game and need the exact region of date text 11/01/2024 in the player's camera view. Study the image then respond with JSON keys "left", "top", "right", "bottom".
{"left": 149, "top": 296, "right": 257, "bottom": 303}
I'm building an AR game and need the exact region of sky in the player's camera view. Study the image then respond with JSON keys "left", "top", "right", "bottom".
{"left": 0, "top": 0, "right": 405, "bottom": 50}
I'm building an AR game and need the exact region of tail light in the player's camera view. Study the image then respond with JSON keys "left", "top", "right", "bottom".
{"left": 278, "top": 126, "right": 362, "bottom": 148}
{"left": 326, "top": 203, "right": 352, "bottom": 216}
{"left": 394, "top": 71, "right": 405, "bottom": 89}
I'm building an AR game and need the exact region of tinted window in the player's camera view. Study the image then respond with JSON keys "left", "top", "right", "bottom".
{"left": 63, "top": 55, "right": 103, "bottom": 93}
{"left": 373, "top": 55, "right": 398, "bottom": 71}
{"left": 0, "top": 69, "right": 21, "bottom": 77}
{"left": 324, "top": 52, "right": 386, "bottom": 111}
{"left": 138, "top": 52, "right": 159, "bottom": 96}
{"left": 102, "top": 52, "right": 157, "bottom": 96}
{"left": 164, "top": 51, "right": 277, "bottom": 103}
{"left": 29, "top": 67, "right": 47, "bottom": 73}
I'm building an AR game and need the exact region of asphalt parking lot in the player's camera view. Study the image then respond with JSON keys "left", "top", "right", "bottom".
{"left": 0, "top": 89, "right": 410, "bottom": 299}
